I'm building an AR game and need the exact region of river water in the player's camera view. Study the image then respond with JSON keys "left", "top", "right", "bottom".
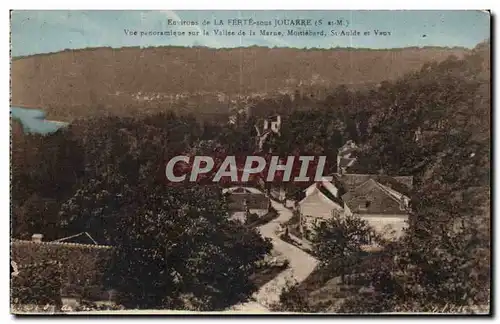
{"left": 11, "top": 106, "right": 68, "bottom": 134}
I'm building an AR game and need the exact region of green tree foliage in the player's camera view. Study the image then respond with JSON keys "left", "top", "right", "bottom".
{"left": 11, "top": 263, "right": 62, "bottom": 307}
{"left": 311, "top": 214, "right": 373, "bottom": 283}
{"left": 11, "top": 123, "right": 83, "bottom": 240}
{"left": 13, "top": 112, "right": 273, "bottom": 310}
{"left": 271, "top": 281, "right": 317, "bottom": 313}
{"left": 93, "top": 184, "right": 272, "bottom": 310}
{"left": 337, "top": 42, "right": 491, "bottom": 312}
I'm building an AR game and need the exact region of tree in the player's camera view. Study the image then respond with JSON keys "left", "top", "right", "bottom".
{"left": 337, "top": 44, "right": 491, "bottom": 313}
{"left": 310, "top": 214, "right": 373, "bottom": 283}
{"left": 11, "top": 125, "right": 83, "bottom": 240}
{"left": 271, "top": 281, "right": 317, "bottom": 313}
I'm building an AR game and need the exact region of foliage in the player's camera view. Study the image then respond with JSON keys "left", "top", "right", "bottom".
{"left": 310, "top": 214, "right": 373, "bottom": 283}
{"left": 11, "top": 263, "right": 62, "bottom": 307}
{"left": 270, "top": 281, "right": 317, "bottom": 313}
{"left": 11, "top": 127, "right": 83, "bottom": 240}
{"left": 12, "top": 111, "right": 274, "bottom": 310}
{"left": 55, "top": 114, "right": 272, "bottom": 310}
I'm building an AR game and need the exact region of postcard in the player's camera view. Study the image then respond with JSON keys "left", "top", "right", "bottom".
{"left": 10, "top": 10, "right": 491, "bottom": 315}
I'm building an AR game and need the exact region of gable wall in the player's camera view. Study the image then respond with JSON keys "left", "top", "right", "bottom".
{"left": 345, "top": 183, "right": 404, "bottom": 214}
{"left": 299, "top": 191, "right": 342, "bottom": 219}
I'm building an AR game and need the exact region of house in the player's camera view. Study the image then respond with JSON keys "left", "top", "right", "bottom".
{"left": 295, "top": 140, "right": 413, "bottom": 242}
{"left": 263, "top": 115, "right": 281, "bottom": 135}
{"left": 341, "top": 176, "right": 412, "bottom": 240}
{"left": 254, "top": 114, "right": 282, "bottom": 152}
{"left": 298, "top": 179, "right": 345, "bottom": 239}
{"left": 223, "top": 186, "right": 270, "bottom": 222}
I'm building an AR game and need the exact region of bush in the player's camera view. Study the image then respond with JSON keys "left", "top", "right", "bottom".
{"left": 11, "top": 262, "right": 62, "bottom": 307}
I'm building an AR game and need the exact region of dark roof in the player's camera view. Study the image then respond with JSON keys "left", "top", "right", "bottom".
{"left": 316, "top": 182, "right": 344, "bottom": 207}
{"left": 338, "top": 174, "right": 413, "bottom": 195}
{"left": 341, "top": 179, "right": 377, "bottom": 203}
{"left": 374, "top": 175, "right": 413, "bottom": 197}
{"left": 338, "top": 157, "right": 356, "bottom": 170}
{"left": 11, "top": 240, "right": 113, "bottom": 300}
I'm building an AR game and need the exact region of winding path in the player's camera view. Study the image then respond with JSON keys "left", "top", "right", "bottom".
{"left": 229, "top": 200, "right": 318, "bottom": 313}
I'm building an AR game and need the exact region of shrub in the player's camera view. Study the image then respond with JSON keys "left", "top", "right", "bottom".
{"left": 11, "top": 262, "right": 62, "bottom": 307}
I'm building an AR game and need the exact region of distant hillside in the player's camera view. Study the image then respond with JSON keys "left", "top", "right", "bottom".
{"left": 11, "top": 46, "right": 469, "bottom": 121}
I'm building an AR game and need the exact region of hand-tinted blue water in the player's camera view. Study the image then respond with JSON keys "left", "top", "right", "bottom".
{"left": 11, "top": 107, "right": 68, "bottom": 135}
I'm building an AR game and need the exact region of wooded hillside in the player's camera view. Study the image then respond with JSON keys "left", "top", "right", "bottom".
{"left": 11, "top": 46, "right": 468, "bottom": 120}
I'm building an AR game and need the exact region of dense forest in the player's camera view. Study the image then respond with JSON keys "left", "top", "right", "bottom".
{"left": 11, "top": 40, "right": 490, "bottom": 312}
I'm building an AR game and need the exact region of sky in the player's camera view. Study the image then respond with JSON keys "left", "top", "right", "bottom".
{"left": 11, "top": 10, "right": 490, "bottom": 57}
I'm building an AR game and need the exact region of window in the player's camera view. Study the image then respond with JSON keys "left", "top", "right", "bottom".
{"left": 359, "top": 199, "right": 371, "bottom": 211}
{"left": 315, "top": 218, "right": 327, "bottom": 228}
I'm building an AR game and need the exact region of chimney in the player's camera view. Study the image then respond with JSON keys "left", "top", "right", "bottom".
{"left": 32, "top": 234, "right": 43, "bottom": 243}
